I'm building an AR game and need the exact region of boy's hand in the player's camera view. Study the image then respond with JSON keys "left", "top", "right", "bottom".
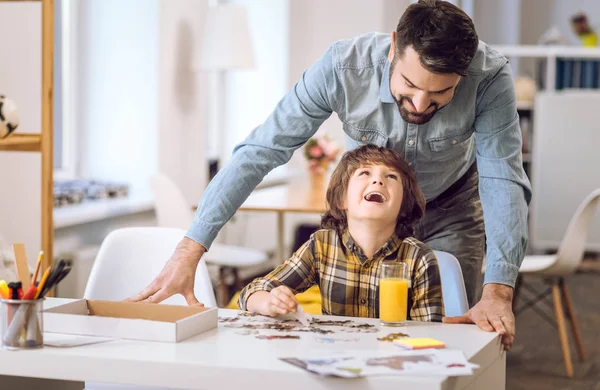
{"left": 247, "top": 286, "right": 299, "bottom": 317}
{"left": 265, "top": 286, "right": 299, "bottom": 316}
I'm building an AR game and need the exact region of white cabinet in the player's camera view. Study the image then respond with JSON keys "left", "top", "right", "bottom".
{"left": 529, "top": 91, "right": 600, "bottom": 252}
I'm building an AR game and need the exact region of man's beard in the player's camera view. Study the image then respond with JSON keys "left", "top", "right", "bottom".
{"left": 394, "top": 95, "right": 438, "bottom": 125}
{"left": 389, "top": 58, "right": 439, "bottom": 125}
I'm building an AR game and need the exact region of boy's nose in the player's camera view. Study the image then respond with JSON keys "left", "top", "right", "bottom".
{"left": 372, "top": 180, "right": 383, "bottom": 185}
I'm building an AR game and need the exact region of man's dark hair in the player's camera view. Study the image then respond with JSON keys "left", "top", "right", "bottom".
{"left": 395, "top": 0, "right": 479, "bottom": 76}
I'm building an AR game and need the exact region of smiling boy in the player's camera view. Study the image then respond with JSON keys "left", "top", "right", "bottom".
{"left": 238, "top": 145, "right": 443, "bottom": 322}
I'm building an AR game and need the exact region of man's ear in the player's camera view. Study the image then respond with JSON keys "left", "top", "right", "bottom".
{"left": 388, "top": 31, "right": 396, "bottom": 62}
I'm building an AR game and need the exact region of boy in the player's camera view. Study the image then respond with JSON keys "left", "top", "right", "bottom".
{"left": 238, "top": 145, "right": 443, "bottom": 322}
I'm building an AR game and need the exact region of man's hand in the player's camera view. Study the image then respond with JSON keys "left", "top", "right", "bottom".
{"left": 126, "top": 237, "right": 206, "bottom": 307}
{"left": 443, "top": 283, "right": 515, "bottom": 350}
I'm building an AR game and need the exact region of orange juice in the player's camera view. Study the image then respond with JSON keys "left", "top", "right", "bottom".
{"left": 379, "top": 277, "right": 409, "bottom": 324}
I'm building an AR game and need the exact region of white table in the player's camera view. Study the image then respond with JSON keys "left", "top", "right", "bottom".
{"left": 0, "top": 299, "right": 505, "bottom": 390}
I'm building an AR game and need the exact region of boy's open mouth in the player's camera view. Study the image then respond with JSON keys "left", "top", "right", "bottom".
{"left": 364, "top": 191, "right": 387, "bottom": 203}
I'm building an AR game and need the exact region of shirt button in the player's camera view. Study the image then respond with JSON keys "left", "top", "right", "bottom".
{"left": 452, "top": 139, "right": 458, "bottom": 145}
{"left": 360, "top": 298, "right": 367, "bottom": 305}
{"left": 408, "top": 139, "right": 415, "bottom": 146}
{"left": 361, "top": 136, "right": 367, "bottom": 141}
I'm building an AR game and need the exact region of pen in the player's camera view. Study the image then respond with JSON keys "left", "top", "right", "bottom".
{"left": 34, "top": 266, "right": 52, "bottom": 300}
{"left": 31, "top": 251, "right": 43, "bottom": 286}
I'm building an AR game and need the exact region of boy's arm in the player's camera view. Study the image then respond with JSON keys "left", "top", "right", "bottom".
{"left": 238, "top": 235, "right": 318, "bottom": 313}
{"left": 410, "top": 250, "right": 444, "bottom": 322}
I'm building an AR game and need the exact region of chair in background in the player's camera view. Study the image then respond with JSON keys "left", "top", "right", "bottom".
{"left": 83, "top": 227, "right": 215, "bottom": 390}
{"left": 149, "top": 173, "right": 268, "bottom": 306}
{"left": 515, "top": 188, "right": 600, "bottom": 377}
{"left": 433, "top": 250, "right": 469, "bottom": 317}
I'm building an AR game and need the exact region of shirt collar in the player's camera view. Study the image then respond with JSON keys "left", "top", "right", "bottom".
{"left": 341, "top": 229, "right": 403, "bottom": 258}
{"left": 379, "top": 60, "right": 395, "bottom": 104}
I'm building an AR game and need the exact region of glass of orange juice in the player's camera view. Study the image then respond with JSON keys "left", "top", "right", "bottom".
{"left": 379, "top": 262, "right": 410, "bottom": 326}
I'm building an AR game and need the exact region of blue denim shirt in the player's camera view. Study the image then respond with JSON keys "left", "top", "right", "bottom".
{"left": 189, "top": 33, "right": 532, "bottom": 288}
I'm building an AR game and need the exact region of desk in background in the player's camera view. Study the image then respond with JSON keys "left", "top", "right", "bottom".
{"left": 240, "top": 175, "right": 328, "bottom": 263}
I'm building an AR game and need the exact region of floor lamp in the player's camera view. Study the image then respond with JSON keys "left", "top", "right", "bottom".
{"left": 199, "top": 3, "right": 255, "bottom": 172}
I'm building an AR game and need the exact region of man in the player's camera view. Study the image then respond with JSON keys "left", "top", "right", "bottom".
{"left": 130, "top": 0, "right": 531, "bottom": 350}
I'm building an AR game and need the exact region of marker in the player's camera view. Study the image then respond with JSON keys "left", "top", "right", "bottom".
{"left": 0, "top": 280, "right": 9, "bottom": 299}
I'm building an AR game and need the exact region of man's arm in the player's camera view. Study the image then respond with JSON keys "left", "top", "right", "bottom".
{"left": 188, "top": 45, "right": 342, "bottom": 250}
{"left": 474, "top": 62, "right": 532, "bottom": 287}
{"left": 444, "top": 61, "right": 531, "bottom": 351}
{"left": 128, "top": 45, "right": 342, "bottom": 306}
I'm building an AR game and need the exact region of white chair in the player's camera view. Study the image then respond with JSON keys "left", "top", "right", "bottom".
{"left": 149, "top": 173, "right": 268, "bottom": 306}
{"left": 84, "top": 227, "right": 216, "bottom": 306}
{"left": 515, "top": 188, "right": 600, "bottom": 378}
{"left": 433, "top": 250, "right": 469, "bottom": 317}
{"left": 84, "top": 227, "right": 214, "bottom": 390}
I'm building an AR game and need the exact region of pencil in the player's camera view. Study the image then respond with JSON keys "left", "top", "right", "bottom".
{"left": 31, "top": 251, "right": 43, "bottom": 286}
{"left": 34, "top": 266, "right": 52, "bottom": 300}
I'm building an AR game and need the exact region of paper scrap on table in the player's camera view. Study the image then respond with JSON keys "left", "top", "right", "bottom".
{"left": 280, "top": 349, "right": 479, "bottom": 378}
{"left": 44, "top": 334, "right": 115, "bottom": 348}
{"left": 279, "top": 306, "right": 312, "bottom": 327}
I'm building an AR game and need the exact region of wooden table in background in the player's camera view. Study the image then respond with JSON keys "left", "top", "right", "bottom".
{"left": 239, "top": 175, "right": 328, "bottom": 262}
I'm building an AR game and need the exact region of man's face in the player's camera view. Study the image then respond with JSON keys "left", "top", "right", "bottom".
{"left": 388, "top": 37, "right": 462, "bottom": 125}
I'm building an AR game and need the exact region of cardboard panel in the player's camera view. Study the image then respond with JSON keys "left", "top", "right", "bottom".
{"left": 86, "top": 300, "right": 207, "bottom": 323}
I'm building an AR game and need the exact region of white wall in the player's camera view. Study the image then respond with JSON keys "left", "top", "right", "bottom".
{"left": 158, "top": 0, "right": 209, "bottom": 205}
{"left": 222, "top": 0, "right": 290, "bottom": 168}
{"left": 0, "top": 3, "right": 42, "bottom": 265}
{"left": 76, "top": 0, "right": 159, "bottom": 192}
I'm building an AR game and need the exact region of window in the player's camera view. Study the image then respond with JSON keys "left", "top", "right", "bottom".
{"left": 53, "top": 0, "right": 77, "bottom": 180}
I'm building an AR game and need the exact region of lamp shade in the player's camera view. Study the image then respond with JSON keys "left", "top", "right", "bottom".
{"left": 199, "top": 4, "right": 255, "bottom": 70}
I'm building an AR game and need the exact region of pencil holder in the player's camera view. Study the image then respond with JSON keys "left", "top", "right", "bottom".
{"left": 0, "top": 298, "right": 44, "bottom": 350}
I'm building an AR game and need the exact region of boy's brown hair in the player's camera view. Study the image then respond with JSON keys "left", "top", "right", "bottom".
{"left": 321, "top": 144, "right": 426, "bottom": 239}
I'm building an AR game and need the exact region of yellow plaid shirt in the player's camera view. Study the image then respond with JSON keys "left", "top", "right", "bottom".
{"left": 238, "top": 229, "right": 444, "bottom": 322}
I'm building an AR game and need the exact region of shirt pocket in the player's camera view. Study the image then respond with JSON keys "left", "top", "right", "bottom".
{"left": 343, "top": 121, "right": 389, "bottom": 150}
{"left": 427, "top": 128, "right": 474, "bottom": 162}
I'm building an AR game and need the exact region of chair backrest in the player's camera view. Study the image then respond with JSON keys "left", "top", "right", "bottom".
{"left": 149, "top": 173, "right": 194, "bottom": 229}
{"left": 552, "top": 188, "right": 600, "bottom": 274}
{"left": 84, "top": 227, "right": 216, "bottom": 307}
{"left": 433, "top": 250, "right": 469, "bottom": 317}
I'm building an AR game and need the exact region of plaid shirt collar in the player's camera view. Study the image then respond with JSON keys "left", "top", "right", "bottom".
{"left": 341, "top": 229, "right": 403, "bottom": 261}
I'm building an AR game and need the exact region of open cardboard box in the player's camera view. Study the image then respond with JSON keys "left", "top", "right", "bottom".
{"left": 43, "top": 299, "right": 218, "bottom": 342}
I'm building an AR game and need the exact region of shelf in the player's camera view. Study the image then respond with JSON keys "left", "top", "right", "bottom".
{"left": 493, "top": 45, "right": 600, "bottom": 59}
{"left": 0, "top": 133, "right": 42, "bottom": 152}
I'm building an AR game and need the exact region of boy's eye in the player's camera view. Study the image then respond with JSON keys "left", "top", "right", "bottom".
{"left": 387, "top": 174, "right": 398, "bottom": 180}
{"left": 359, "top": 170, "right": 370, "bottom": 176}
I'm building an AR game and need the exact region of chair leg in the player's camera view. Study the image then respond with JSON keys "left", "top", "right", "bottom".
{"left": 218, "top": 267, "right": 229, "bottom": 308}
{"left": 232, "top": 267, "right": 242, "bottom": 292}
{"left": 559, "top": 278, "right": 585, "bottom": 361}
{"left": 552, "top": 281, "right": 574, "bottom": 377}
